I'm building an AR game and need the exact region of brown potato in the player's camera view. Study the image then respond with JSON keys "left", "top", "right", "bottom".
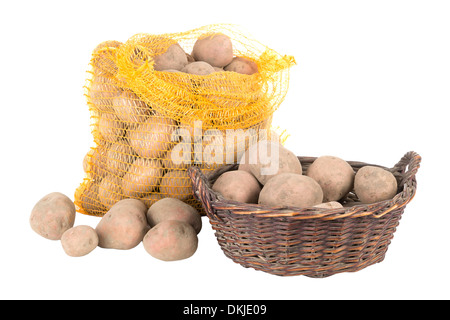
{"left": 30, "top": 192, "right": 76, "bottom": 240}
{"left": 159, "top": 170, "right": 193, "bottom": 201}
{"left": 121, "top": 158, "right": 163, "bottom": 198}
{"left": 112, "top": 90, "right": 151, "bottom": 124}
{"left": 212, "top": 170, "right": 261, "bottom": 204}
{"left": 258, "top": 173, "right": 323, "bottom": 208}
{"left": 95, "top": 199, "right": 148, "bottom": 249}
{"left": 224, "top": 56, "right": 258, "bottom": 75}
{"left": 61, "top": 225, "right": 99, "bottom": 257}
{"left": 105, "top": 140, "right": 136, "bottom": 177}
{"left": 354, "top": 166, "right": 398, "bottom": 204}
{"left": 181, "top": 61, "right": 215, "bottom": 75}
{"left": 142, "top": 220, "right": 198, "bottom": 261}
{"left": 153, "top": 43, "right": 188, "bottom": 71}
{"left": 239, "top": 140, "right": 302, "bottom": 185}
{"left": 314, "top": 201, "right": 344, "bottom": 209}
{"left": 97, "top": 175, "right": 125, "bottom": 210}
{"left": 76, "top": 181, "right": 107, "bottom": 215}
{"left": 127, "top": 115, "right": 177, "bottom": 158}
{"left": 306, "top": 156, "right": 355, "bottom": 202}
{"left": 98, "top": 112, "right": 126, "bottom": 142}
{"left": 192, "top": 33, "right": 234, "bottom": 68}
{"left": 146, "top": 198, "right": 202, "bottom": 233}
{"left": 89, "top": 75, "right": 122, "bottom": 113}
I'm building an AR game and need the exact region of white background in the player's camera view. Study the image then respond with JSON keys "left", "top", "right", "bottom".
{"left": 1, "top": 0, "right": 449, "bottom": 300}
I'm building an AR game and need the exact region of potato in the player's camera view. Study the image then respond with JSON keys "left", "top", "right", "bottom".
{"left": 61, "top": 225, "right": 98, "bottom": 257}
{"left": 30, "top": 192, "right": 76, "bottom": 240}
{"left": 354, "top": 166, "right": 398, "bottom": 204}
{"left": 112, "top": 90, "right": 151, "bottom": 124}
{"left": 192, "top": 33, "right": 234, "bottom": 68}
{"left": 181, "top": 61, "right": 215, "bottom": 75}
{"left": 212, "top": 170, "right": 261, "bottom": 204}
{"left": 163, "top": 143, "right": 193, "bottom": 170}
{"left": 95, "top": 199, "right": 148, "bottom": 249}
{"left": 105, "top": 140, "right": 135, "bottom": 177}
{"left": 224, "top": 56, "right": 258, "bottom": 75}
{"left": 98, "top": 112, "right": 126, "bottom": 142}
{"left": 159, "top": 170, "right": 193, "bottom": 201}
{"left": 122, "top": 158, "right": 164, "bottom": 198}
{"left": 89, "top": 75, "right": 122, "bottom": 112}
{"left": 97, "top": 175, "right": 125, "bottom": 210}
{"left": 153, "top": 43, "right": 188, "bottom": 71}
{"left": 142, "top": 220, "right": 198, "bottom": 261}
{"left": 127, "top": 115, "right": 177, "bottom": 158}
{"left": 258, "top": 173, "right": 323, "bottom": 208}
{"left": 239, "top": 140, "right": 302, "bottom": 185}
{"left": 306, "top": 156, "right": 355, "bottom": 202}
{"left": 147, "top": 198, "right": 202, "bottom": 233}
{"left": 314, "top": 201, "right": 344, "bottom": 209}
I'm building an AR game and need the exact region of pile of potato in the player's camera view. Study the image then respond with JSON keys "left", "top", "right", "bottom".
{"left": 213, "top": 140, "right": 399, "bottom": 209}
{"left": 30, "top": 193, "right": 201, "bottom": 260}
{"left": 79, "top": 32, "right": 265, "bottom": 216}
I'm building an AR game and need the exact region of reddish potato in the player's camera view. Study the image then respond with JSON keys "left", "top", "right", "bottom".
{"left": 224, "top": 57, "right": 258, "bottom": 75}
{"left": 95, "top": 199, "right": 148, "bottom": 250}
{"left": 61, "top": 225, "right": 98, "bottom": 257}
{"left": 146, "top": 198, "right": 202, "bottom": 233}
{"left": 30, "top": 192, "right": 76, "bottom": 240}
{"left": 192, "top": 33, "right": 234, "bottom": 68}
{"left": 143, "top": 220, "right": 198, "bottom": 261}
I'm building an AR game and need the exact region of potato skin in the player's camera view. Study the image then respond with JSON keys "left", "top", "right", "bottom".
{"left": 314, "top": 201, "right": 344, "bottom": 209}
{"left": 121, "top": 158, "right": 163, "bottom": 198}
{"left": 61, "top": 225, "right": 98, "bottom": 257}
{"left": 30, "top": 192, "right": 76, "bottom": 240}
{"left": 258, "top": 173, "right": 323, "bottom": 208}
{"left": 306, "top": 156, "right": 355, "bottom": 202}
{"left": 143, "top": 220, "right": 198, "bottom": 261}
{"left": 95, "top": 199, "right": 148, "bottom": 249}
{"left": 153, "top": 43, "right": 188, "bottom": 71}
{"left": 224, "top": 57, "right": 258, "bottom": 75}
{"left": 354, "top": 166, "right": 398, "bottom": 204}
{"left": 181, "top": 61, "right": 215, "bottom": 75}
{"left": 212, "top": 170, "right": 261, "bottom": 204}
{"left": 192, "top": 33, "right": 233, "bottom": 68}
{"left": 146, "top": 198, "right": 202, "bottom": 233}
{"left": 239, "top": 140, "right": 302, "bottom": 185}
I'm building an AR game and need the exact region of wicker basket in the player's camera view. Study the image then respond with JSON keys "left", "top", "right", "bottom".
{"left": 188, "top": 151, "right": 421, "bottom": 277}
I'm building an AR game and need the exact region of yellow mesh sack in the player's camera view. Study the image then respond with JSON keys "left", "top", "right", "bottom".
{"left": 75, "top": 24, "right": 296, "bottom": 216}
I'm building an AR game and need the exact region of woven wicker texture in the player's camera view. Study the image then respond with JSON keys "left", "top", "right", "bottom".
{"left": 188, "top": 151, "right": 421, "bottom": 277}
{"left": 74, "top": 24, "right": 295, "bottom": 216}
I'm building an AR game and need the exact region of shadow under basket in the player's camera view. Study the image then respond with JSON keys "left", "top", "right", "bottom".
{"left": 188, "top": 151, "right": 421, "bottom": 277}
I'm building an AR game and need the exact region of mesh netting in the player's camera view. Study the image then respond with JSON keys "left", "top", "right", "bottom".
{"left": 74, "top": 24, "right": 295, "bottom": 216}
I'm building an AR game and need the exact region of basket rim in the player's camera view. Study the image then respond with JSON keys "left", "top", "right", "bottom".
{"left": 188, "top": 151, "right": 421, "bottom": 221}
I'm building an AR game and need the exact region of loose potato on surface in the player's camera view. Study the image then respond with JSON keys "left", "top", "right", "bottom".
{"left": 354, "top": 166, "right": 398, "bottom": 204}
{"left": 224, "top": 56, "right": 259, "bottom": 75}
{"left": 142, "top": 220, "right": 198, "bottom": 261}
{"left": 147, "top": 198, "right": 202, "bottom": 233}
{"left": 95, "top": 199, "right": 148, "bottom": 250}
{"left": 121, "top": 158, "right": 163, "bottom": 198}
{"left": 192, "top": 33, "right": 234, "bottom": 68}
{"left": 127, "top": 115, "right": 177, "bottom": 158}
{"left": 239, "top": 140, "right": 302, "bottom": 185}
{"left": 306, "top": 156, "right": 355, "bottom": 202}
{"left": 258, "top": 173, "right": 323, "bottom": 208}
{"left": 212, "top": 170, "right": 261, "bottom": 204}
{"left": 61, "top": 225, "right": 98, "bottom": 257}
{"left": 181, "top": 61, "right": 215, "bottom": 75}
{"left": 153, "top": 43, "right": 188, "bottom": 71}
{"left": 159, "top": 170, "right": 193, "bottom": 201}
{"left": 30, "top": 192, "right": 76, "bottom": 240}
